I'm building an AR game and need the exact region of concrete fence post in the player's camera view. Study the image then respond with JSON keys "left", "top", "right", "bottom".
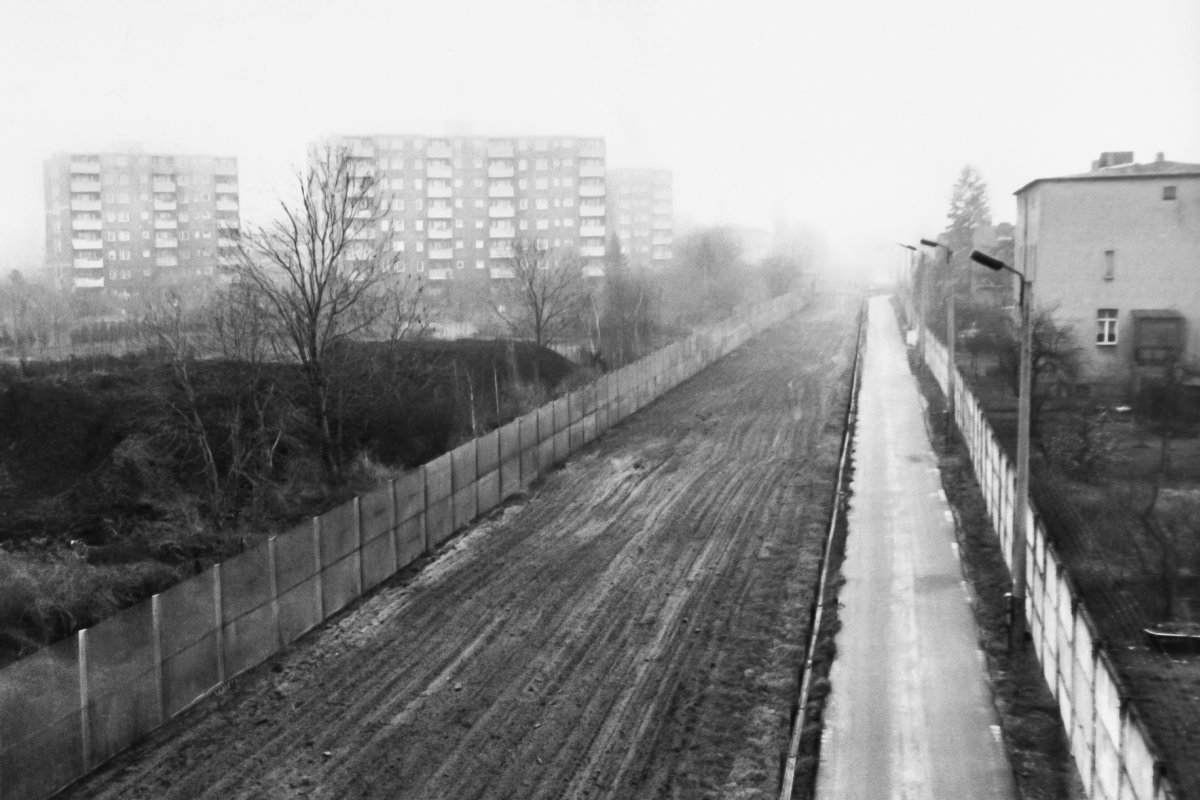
{"left": 387, "top": 477, "right": 399, "bottom": 570}
{"left": 77, "top": 628, "right": 92, "bottom": 772}
{"left": 353, "top": 496, "right": 364, "bottom": 599}
{"left": 422, "top": 467, "right": 434, "bottom": 557}
{"left": 311, "top": 518, "right": 324, "bottom": 617}
{"left": 151, "top": 593, "right": 165, "bottom": 725}
{"left": 212, "top": 565, "right": 226, "bottom": 685}
{"left": 267, "top": 537, "right": 281, "bottom": 649}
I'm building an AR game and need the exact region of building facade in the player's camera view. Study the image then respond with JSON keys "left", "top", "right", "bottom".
{"left": 321, "top": 134, "right": 607, "bottom": 313}
{"left": 607, "top": 168, "right": 672, "bottom": 269}
{"left": 1014, "top": 152, "right": 1200, "bottom": 396}
{"left": 44, "top": 150, "right": 239, "bottom": 294}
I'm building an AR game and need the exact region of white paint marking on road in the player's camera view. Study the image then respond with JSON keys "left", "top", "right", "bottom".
{"left": 938, "top": 489, "right": 947, "bottom": 503}
{"left": 989, "top": 724, "right": 1004, "bottom": 745}
{"left": 949, "top": 541, "right": 959, "bottom": 554}
{"left": 943, "top": 510, "right": 954, "bottom": 524}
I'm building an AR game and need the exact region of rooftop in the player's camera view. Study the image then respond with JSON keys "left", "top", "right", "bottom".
{"left": 1015, "top": 152, "right": 1200, "bottom": 194}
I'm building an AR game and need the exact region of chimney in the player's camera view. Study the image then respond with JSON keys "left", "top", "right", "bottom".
{"left": 1156, "top": 152, "right": 1165, "bottom": 162}
{"left": 1092, "top": 151, "right": 1135, "bottom": 170}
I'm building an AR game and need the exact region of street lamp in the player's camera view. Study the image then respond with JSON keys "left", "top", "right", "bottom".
{"left": 921, "top": 238, "right": 954, "bottom": 444}
{"left": 970, "top": 248, "right": 1032, "bottom": 652}
{"left": 895, "top": 243, "right": 924, "bottom": 357}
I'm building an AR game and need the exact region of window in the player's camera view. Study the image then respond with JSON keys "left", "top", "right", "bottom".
{"left": 454, "top": 178, "right": 463, "bottom": 188}
{"left": 535, "top": 178, "right": 548, "bottom": 190}
{"left": 474, "top": 220, "right": 484, "bottom": 228}
{"left": 475, "top": 239, "right": 484, "bottom": 249}
{"left": 142, "top": 249, "right": 150, "bottom": 258}
{"left": 519, "top": 199, "right": 529, "bottom": 210}
{"left": 415, "top": 220, "right": 424, "bottom": 231}
{"left": 455, "top": 199, "right": 463, "bottom": 209}
{"left": 475, "top": 259, "right": 484, "bottom": 269}
{"left": 1163, "top": 185, "right": 1177, "bottom": 200}
{"left": 474, "top": 178, "right": 484, "bottom": 188}
{"left": 456, "top": 260, "right": 464, "bottom": 269}
{"left": 536, "top": 219, "right": 549, "bottom": 230}
{"left": 536, "top": 198, "right": 549, "bottom": 210}
{"left": 1103, "top": 250, "right": 1115, "bottom": 281}
{"left": 519, "top": 220, "right": 529, "bottom": 230}
{"left": 1097, "top": 309, "right": 1118, "bottom": 345}
{"left": 455, "top": 240, "right": 464, "bottom": 249}
{"left": 105, "top": 231, "right": 117, "bottom": 241}
{"left": 142, "top": 230, "right": 150, "bottom": 239}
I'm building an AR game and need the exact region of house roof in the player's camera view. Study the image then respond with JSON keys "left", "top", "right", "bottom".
{"left": 1015, "top": 159, "right": 1200, "bottom": 195}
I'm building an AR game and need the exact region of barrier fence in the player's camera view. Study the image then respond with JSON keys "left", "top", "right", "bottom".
{"left": 0, "top": 292, "right": 804, "bottom": 800}
{"left": 919, "top": 328, "right": 1176, "bottom": 800}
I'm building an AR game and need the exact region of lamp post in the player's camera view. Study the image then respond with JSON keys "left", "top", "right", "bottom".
{"left": 896, "top": 243, "right": 923, "bottom": 356}
{"left": 922, "top": 238, "right": 954, "bottom": 444}
{"left": 970, "top": 248, "right": 1031, "bottom": 651}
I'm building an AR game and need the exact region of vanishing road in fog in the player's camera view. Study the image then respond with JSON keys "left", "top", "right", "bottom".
{"left": 816, "top": 295, "right": 1016, "bottom": 799}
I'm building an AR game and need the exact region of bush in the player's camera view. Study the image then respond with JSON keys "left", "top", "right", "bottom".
{"left": 1042, "top": 406, "right": 1117, "bottom": 482}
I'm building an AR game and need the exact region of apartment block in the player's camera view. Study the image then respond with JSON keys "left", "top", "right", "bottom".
{"left": 44, "top": 150, "right": 240, "bottom": 294}
{"left": 608, "top": 168, "right": 673, "bottom": 269}
{"left": 321, "top": 134, "right": 607, "bottom": 310}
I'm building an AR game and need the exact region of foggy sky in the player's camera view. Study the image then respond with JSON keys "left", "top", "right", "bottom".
{"left": 2, "top": 0, "right": 1198, "bottom": 281}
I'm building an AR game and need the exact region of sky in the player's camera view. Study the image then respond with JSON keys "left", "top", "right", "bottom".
{"left": 1, "top": 0, "right": 1198, "bottom": 282}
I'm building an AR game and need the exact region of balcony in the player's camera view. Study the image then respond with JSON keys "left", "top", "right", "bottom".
{"left": 427, "top": 205, "right": 453, "bottom": 219}
{"left": 156, "top": 255, "right": 179, "bottom": 267}
{"left": 490, "top": 266, "right": 515, "bottom": 280}
{"left": 155, "top": 237, "right": 179, "bottom": 249}
{"left": 489, "top": 245, "right": 514, "bottom": 259}
{"left": 653, "top": 217, "right": 671, "bottom": 230}
{"left": 580, "top": 245, "right": 605, "bottom": 258}
{"left": 427, "top": 267, "right": 451, "bottom": 281}
{"left": 426, "top": 160, "right": 452, "bottom": 179}
{"left": 215, "top": 182, "right": 238, "bottom": 195}
{"left": 653, "top": 247, "right": 672, "bottom": 260}
{"left": 578, "top": 161, "right": 605, "bottom": 178}
{"left": 427, "top": 227, "right": 452, "bottom": 239}
{"left": 489, "top": 224, "right": 515, "bottom": 239}
{"left": 488, "top": 182, "right": 515, "bottom": 198}
{"left": 653, "top": 204, "right": 672, "bottom": 216}
{"left": 69, "top": 160, "right": 102, "bottom": 174}
{"left": 582, "top": 265, "right": 605, "bottom": 278}
{"left": 487, "top": 162, "right": 515, "bottom": 179}
{"left": 70, "top": 178, "right": 102, "bottom": 193}
{"left": 216, "top": 199, "right": 239, "bottom": 212}
{"left": 152, "top": 179, "right": 177, "bottom": 193}
{"left": 428, "top": 246, "right": 454, "bottom": 260}
{"left": 215, "top": 158, "right": 238, "bottom": 175}
{"left": 579, "top": 181, "right": 606, "bottom": 197}
{"left": 154, "top": 199, "right": 177, "bottom": 211}
{"left": 71, "top": 198, "right": 102, "bottom": 212}
{"left": 71, "top": 217, "right": 103, "bottom": 231}
{"left": 154, "top": 218, "right": 178, "bottom": 230}
{"left": 426, "top": 184, "right": 452, "bottom": 200}
{"left": 578, "top": 223, "right": 605, "bottom": 238}
{"left": 489, "top": 204, "right": 515, "bottom": 219}
{"left": 218, "top": 237, "right": 238, "bottom": 249}
{"left": 578, "top": 140, "right": 604, "bottom": 158}
{"left": 426, "top": 141, "right": 452, "bottom": 159}
{"left": 73, "top": 256, "right": 104, "bottom": 269}
{"left": 487, "top": 141, "right": 515, "bottom": 159}
{"left": 579, "top": 203, "right": 605, "bottom": 217}
{"left": 73, "top": 275, "right": 105, "bottom": 289}
{"left": 72, "top": 238, "right": 103, "bottom": 250}
{"left": 652, "top": 233, "right": 672, "bottom": 246}
{"left": 217, "top": 217, "right": 239, "bottom": 230}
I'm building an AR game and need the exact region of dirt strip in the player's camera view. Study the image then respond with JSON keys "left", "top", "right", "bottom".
{"left": 58, "top": 292, "right": 859, "bottom": 800}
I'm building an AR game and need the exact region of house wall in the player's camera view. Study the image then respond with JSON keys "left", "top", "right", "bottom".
{"left": 1016, "top": 175, "right": 1200, "bottom": 394}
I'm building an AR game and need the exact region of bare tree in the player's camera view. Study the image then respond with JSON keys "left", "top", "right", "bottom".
{"left": 226, "top": 144, "right": 418, "bottom": 474}
{"left": 492, "top": 238, "right": 587, "bottom": 351}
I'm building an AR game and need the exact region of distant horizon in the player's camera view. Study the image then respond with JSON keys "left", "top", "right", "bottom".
{"left": 3, "top": 0, "right": 1198, "bottom": 282}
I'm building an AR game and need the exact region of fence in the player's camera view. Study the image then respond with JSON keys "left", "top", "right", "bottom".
{"left": 0, "top": 292, "right": 804, "bottom": 800}
{"left": 919, "top": 329, "right": 1176, "bottom": 800}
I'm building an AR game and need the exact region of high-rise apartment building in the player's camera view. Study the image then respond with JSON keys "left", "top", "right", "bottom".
{"left": 321, "top": 134, "right": 607, "bottom": 310}
{"left": 607, "top": 169, "right": 673, "bottom": 269}
{"left": 44, "top": 150, "right": 240, "bottom": 294}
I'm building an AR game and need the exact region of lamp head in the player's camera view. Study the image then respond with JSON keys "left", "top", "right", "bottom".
{"left": 919, "top": 238, "right": 940, "bottom": 248}
{"left": 970, "top": 250, "right": 1007, "bottom": 272}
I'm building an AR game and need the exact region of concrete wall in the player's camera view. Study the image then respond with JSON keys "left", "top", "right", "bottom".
{"left": 0, "top": 291, "right": 804, "bottom": 800}
{"left": 922, "top": 332, "right": 1177, "bottom": 800}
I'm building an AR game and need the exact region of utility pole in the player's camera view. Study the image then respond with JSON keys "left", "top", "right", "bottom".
{"left": 922, "top": 239, "right": 954, "bottom": 444}
{"left": 971, "top": 249, "right": 1031, "bottom": 651}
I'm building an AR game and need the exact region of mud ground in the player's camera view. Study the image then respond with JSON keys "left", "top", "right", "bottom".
{"left": 58, "top": 292, "right": 860, "bottom": 800}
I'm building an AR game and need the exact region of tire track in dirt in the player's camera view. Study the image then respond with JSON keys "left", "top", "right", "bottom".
{"left": 59, "top": 292, "right": 859, "bottom": 800}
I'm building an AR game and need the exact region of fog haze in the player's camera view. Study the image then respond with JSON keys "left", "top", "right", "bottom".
{"left": 2, "top": 0, "right": 1198, "bottom": 280}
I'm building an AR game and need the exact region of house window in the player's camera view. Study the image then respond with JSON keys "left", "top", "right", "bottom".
{"left": 475, "top": 259, "right": 484, "bottom": 269}
{"left": 1163, "top": 185, "right": 1177, "bottom": 200}
{"left": 1097, "top": 309, "right": 1118, "bottom": 345}
{"left": 1103, "top": 250, "right": 1115, "bottom": 281}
